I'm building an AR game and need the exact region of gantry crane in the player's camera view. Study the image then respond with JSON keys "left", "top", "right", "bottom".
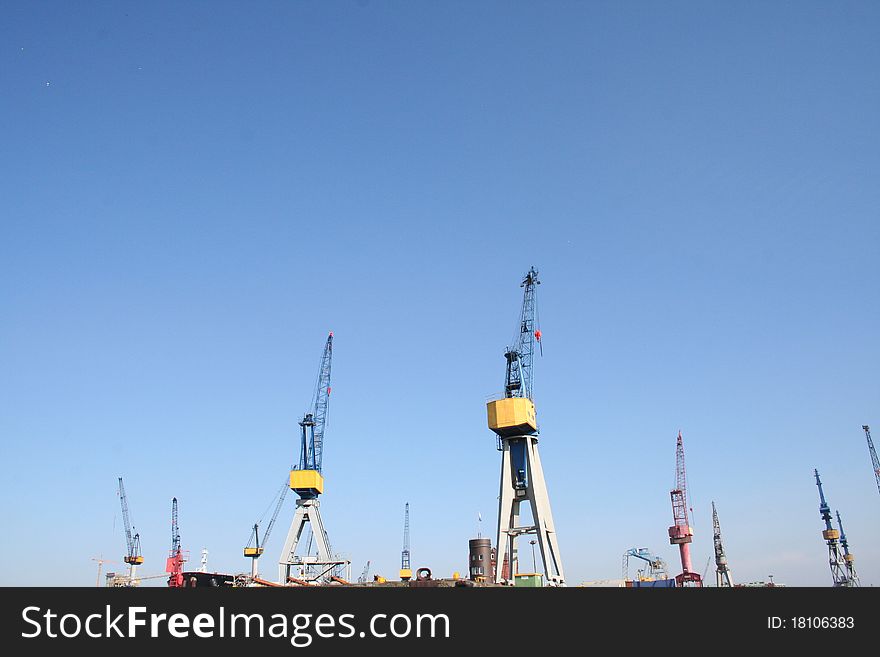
{"left": 813, "top": 470, "right": 850, "bottom": 587}
{"left": 279, "top": 332, "right": 350, "bottom": 584}
{"left": 862, "top": 425, "right": 880, "bottom": 497}
{"left": 668, "top": 432, "right": 702, "bottom": 587}
{"left": 244, "top": 477, "right": 290, "bottom": 578}
{"left": 835, "top": 510, "right": 860, "bottom": 587}
{"left": 487, "top": 267, "right": 565, "bottom": 586}
{"left": 117, "top": 477, "right": 143, "bottom": 584}
{"left": 400, "top": 502, "right": 412, "bottom": 581}
{"left": 166, "top": 497, "right": 186, "bottom": 588}
{"left": 712, "top": 501, "right": 733, "bottom": 587}
{"left": 622, "top": 547, "right": 668, "bottom": 581}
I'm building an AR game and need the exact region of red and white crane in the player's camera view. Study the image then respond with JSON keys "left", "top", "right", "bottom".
{"left": 668, "top": 432, "right": 702, "bottom": 587}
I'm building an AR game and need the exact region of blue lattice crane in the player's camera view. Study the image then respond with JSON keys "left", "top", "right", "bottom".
{"left": 813, "top": 470, "right": 849, "bottom": 587}
{"left": 278, "top": 333, "right": 350, "bottom": 583}
{"left": 487, "top": 268, "right": 565, "bottom": 585}
{"left": 117, "top": 477, "right": 143, "bottom": 584}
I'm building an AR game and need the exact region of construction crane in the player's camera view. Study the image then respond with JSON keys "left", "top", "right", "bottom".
{"left": 813, "top": 470, "right": 850, "bottom": 587}
{"left": 668, "top": 432, "right": 702, "bottom": 587}
{"left": 622, "top": 547, "right": 668, "bottom": 581}
{"left": 488, "top": 267, "right": 565, "bottom": 586}
{"left": 166, "top": 497, "right": 186, "bottom": 588}
{"left": 712, "top": 501, "right": 733, "bottom": 587}
{"left": 835, "top": 510, "right": 860, "bottom": 587}
{"left": 862, "top": 425, "right": 880, "bottom": 497}
{"left": 279, "top": 333, "right": 350, "bottom": 584}
{"left": 400, "top": 502, "right": 412, "bottom": 581}
{"left": 244, "top": 477, "right": 290, "bottom": 578}
{"left": 117, "top": 477, "right": 143, "bottom": 584}
{"left": 358, "top": 560, "right": 371, "bottom": 584}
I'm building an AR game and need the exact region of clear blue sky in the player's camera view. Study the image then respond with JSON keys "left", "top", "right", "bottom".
{"left": 1, "top": 1, "right": 878, "bottom": 587}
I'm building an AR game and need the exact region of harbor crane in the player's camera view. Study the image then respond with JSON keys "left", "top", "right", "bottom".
{"left": 279, "top": 333, "right": 350, "bottom": 584}
{"left": 117, "top": 477, "right": 143, "bottom": 584}
{"left": 835, "top": 510, "right": 860, "bottom": 587}
{"left": 862, "top": 425, "right": 880, "bottom": 497}
{"left": 668, "top": 432, "right": 702, "bottom": 587}
{"left": 166, "top": 497, "right": 186, "bottom": 588}
{"left": 622, "top": 547, "right": 668, "bottom": 581}
{"left": 400, "top": 502, "right": 412, "bottom": 581}
{"left": 813, "top": 470, "right": 852, "bottom": 587}
{"left": 712, "top": 501, "right": 733, "bottom": 587}
{"left": 244, "top": 477, "right": 290, "bottom": 578}
{"left": 488, "top": 267, "right": 565, "bottom": 586}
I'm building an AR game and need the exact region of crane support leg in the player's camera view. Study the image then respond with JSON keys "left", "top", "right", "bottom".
{"left": 278, "top": 498, "right": 335, "bottom": 584}
{"left": 495, "top": 435, "right": 565, "bottom": 586}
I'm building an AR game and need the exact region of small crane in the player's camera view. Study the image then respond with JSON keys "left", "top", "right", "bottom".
{"left": 117, "top": 477, "right": 143, "bottom": 585}
{"left": 400, "top": 502, "right": 412, "bottom": 581}
{"left": 712, "top": 501, "right": 733, "bottom": 587}
{"left": 835, "top": 510, "right": 860, "bottom": 587}
{"left": 166, "top": 497, "right": 186, "bottom": 588}
{"left": 358, "top": 560, "right": 371, "bottom": 584}
{"left": 622, "top": 547, "right": 668, "bottom": 581}
{"left": 244, "top": 477, "right": 290, "bottom": 578}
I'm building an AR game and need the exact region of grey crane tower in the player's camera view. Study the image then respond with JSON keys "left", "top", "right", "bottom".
{"left": 712, "top": 501, "right": 733, "bottom": 587}
{"left": 487, "top": 267, "right": 565, "bottom": 586}
{"left": 835, "top": 510, "right": 860, "bottom": 587}
{"left": 278, "top": 333, "right": 350, "bottom": 584}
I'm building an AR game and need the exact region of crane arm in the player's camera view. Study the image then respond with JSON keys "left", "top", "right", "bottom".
{"left": 298, "top": 333, "right": 333, "bottom": 473}
{"left": 310, "top": 332, "right": 333, "bottom": 473}
{"left": 118, "top": 478, "right": 135, "bottom": 558}
{"left": 262, "top": 479, "right": 290, "bottom": 547}
{"left": 504, "top": 268, "right": 540, "bottom": 400}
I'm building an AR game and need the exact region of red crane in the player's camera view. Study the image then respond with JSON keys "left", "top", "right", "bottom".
{"left": 166, "top": 497, "right": 186, "bottom": 588}
{"left": 668, "top": 432, "right": 702, "bottom": 587}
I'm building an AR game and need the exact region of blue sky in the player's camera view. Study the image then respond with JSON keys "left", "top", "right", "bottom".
{"left": 1, "top": 1, "right": 878, "bottom": 587}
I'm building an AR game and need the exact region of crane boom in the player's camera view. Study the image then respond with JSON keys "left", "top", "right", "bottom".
{"left": 504, "top": 267, "right": 540, "bottom": 400}
{"left": 118, "top": 478, "right": 135, "bottom": 558}
{"left": 117, "top": 477, "right": 143, "bottom": 578}
{"left": 262, "top": 479, "right": 290, "bottom": 547}
{"left": 863, "top": 425, "right": 880, "bottom": 497}
{"left": 298, "top": 332, "right": 333, "bottom": 474}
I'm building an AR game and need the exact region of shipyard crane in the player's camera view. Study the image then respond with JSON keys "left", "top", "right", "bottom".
{"left": 622, "top": 547, "right": 668, "bottom": 581}
{"left": 244, "top": 477, "right": 290, "bottom": 578}
{"left": 862, "top": 425, "right": 880, "bottom": 497}
{"left": 117, "top": 477, "right": 143, "bottom": 584}
{"left": 400, "top": 502, "right": 412, "bottom": 581}
{"left": 166, "top": 497, "right": 186, "bottom": 588}
{"left": 668, "top": 432, "right": 702, "bottom": 587}
{"left": 488, "top": 267, "right": 565, "bottom": 586}
{"left": 358, "top": 560, "right": 371, "bottom": 584}
{"left": 712, "top": 501, "right": 733, "bottom": 587}
{"left": 813, "top": 470, "right": 850, "bottom": 587}
{"left": 279, "top": 333, "right": 350, "bottom": 584}
{"left": 835, "top": 510, "right": 860, "bottom": 587}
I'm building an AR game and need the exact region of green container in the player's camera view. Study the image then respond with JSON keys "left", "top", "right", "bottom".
{"left": 514, "top": 574, "right": 543, "bottom": 587}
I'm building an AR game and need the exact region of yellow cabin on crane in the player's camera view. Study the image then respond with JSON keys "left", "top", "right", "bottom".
{"left": 487, "top": 397, "right": 537, "bottom": 437}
